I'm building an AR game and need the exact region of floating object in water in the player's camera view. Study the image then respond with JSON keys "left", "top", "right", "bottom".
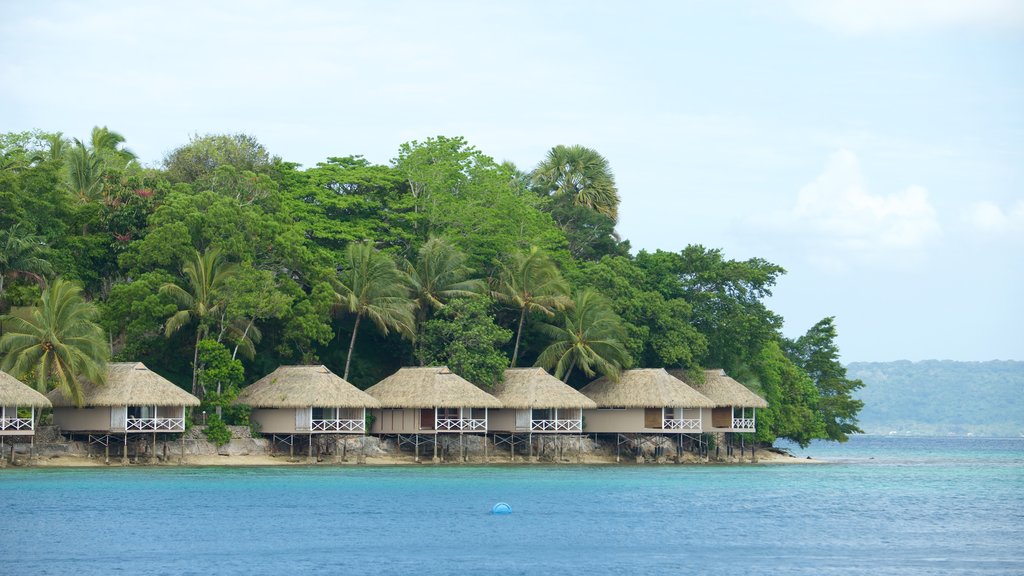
{"left": 491, "top": 502, "right": 512, "bottom": 515}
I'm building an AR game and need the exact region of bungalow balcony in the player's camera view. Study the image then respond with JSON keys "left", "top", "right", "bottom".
{"left": 662, "top": 417, "right": 702, "bottom": 431}
{"left": 732, "top": 417, "right": 756, "bottom": 430}
{"left": 0, "top": 417, "right": 34, "bottom": 432}
{"left": 301, "top": 407, "right": 366, "bottom": 433}
{"left": 646, "top": 407, "right": 702, "bottom": 432}
{"left": 311, "top": 418, "right": 365, "bottom": 432}
{"left": 1, "top": 406, "right": 36, "bottom": 433}
{"left": 422, "top": 407, "right": 489, "bottom": 432}
{"left": 126, "top": 417, "right": 185, "bottom": 432}
{"left": 435, "top": 417, "right": 487, "bottom": 431}
{"left": 707, "top": 407, "right": 758, "bottom": 432}
{"left": 531, "top": 418, "right": 582, "bottom": 432}
{"left": 111, "top": 406, "right": 188, "bottom": 433}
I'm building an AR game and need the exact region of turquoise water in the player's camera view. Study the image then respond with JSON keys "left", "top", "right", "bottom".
{"left": 2, "top": 436, "right": 1022, "bottom": 575}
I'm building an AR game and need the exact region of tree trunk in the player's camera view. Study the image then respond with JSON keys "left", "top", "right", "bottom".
{"left": 191, "top": 328, "right": 202, "bottom": 398}
{"left": 231, "top": 319, "right": 255, "bottom": 361}
{"left": 511, "top": 307, "right": 527, "bottom": 367}
{"left": 344, "top": 315, "right": 362, "bottom": 381}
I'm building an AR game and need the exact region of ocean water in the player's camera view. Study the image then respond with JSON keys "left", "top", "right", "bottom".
{"left": 1, "top": 436, "right": 1022, "bottom": 575}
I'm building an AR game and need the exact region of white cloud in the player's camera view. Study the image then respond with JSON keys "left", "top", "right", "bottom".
{"left": 773, "top": 150, "right": 941, "bottom": 271}
{"left": 968, "top": 200, "right": 1024, "bottom": 236}
{"left": 786, "top": 0, "right": 1024, "bottom": 34}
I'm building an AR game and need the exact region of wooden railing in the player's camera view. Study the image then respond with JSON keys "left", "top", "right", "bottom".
{"left": 435, "top": 418, "right": 486, "bottom": 431}
{"left": 531, "top": 419, "right": 582, "bottom": 432}
{"left": 311, "top": 419, "right": 364, "bottom": 432}
{"left": 663, "top": 418, "right": 701, "bottom": 430}
{"left": 732, "top": 418, "right": 756, "bottom": 430}
{"left": 126, "top": 417, "right": 185, "bottom": 431}
{"left": 0, "top": 417, "right": 33, "bottom": 431}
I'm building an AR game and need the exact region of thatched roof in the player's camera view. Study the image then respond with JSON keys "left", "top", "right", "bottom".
{"left": 47, "top": 362, "right": 200, "bottom": 407}
{"left": 579, "top": 368, "right": 715, "bottom": 408}
{"left": 365, "top": 367, "right": 502, "bottom": 409}
{"left": 490, "top": 368, "right": 598, "bottom": 410}
{"left": 236, "top": 365, "right": 380, "bottom": 409}
{"left": 0, "top": 371, "right": 52, "bottom": 408}
{"left": 669, "top": 369, "right": 769, "bottom": 408}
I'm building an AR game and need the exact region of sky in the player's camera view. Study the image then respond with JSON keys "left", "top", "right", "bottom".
{"left": 1, "top": 0, "right": 1021, "bottom": 363}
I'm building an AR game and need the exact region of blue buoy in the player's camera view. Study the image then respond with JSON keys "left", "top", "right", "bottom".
{"left": 491, "top": 502, "right": 512, "bottom": 515}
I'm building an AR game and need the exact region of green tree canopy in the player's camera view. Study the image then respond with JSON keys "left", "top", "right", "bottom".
{"left": 0, "top": 278, "right": 108, "bottom": 406}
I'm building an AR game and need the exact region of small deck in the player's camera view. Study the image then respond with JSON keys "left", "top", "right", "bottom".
{"left": 311, "top": 418, "right": 365, "bottom": 432}
{"left": 125, "top": 417, "right": 185, "bottom": 432}
{"left": 435, "top": 418, "right": 486, "bottom": 431}
{"left": 531, "top": 418, "right": 582, "bottom": 432}
{"left": 0, "top": 417, "right": 34, "bottom": 434}
{"left": 662, "top": 418, "right": 701, "bottom": 431}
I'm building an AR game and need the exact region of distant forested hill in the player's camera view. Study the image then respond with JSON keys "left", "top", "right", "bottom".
{"left": 847, "top": 360, "right": 1024, "bottom": 436}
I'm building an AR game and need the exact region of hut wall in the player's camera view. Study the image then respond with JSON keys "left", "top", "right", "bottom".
{"left": 251, "top": 408, "right": 300, "bottom": 434}
{"left": 487, "top": 409, "right": 517, "bottom": 432}
{"left": 583, "top": 408, "right": 648, "bottom": 433}
{"left": 371, "top": 408, "right": 421, "bottom": 434}
{"left": 53, "top": 407, "right": 112, "bottom": 432}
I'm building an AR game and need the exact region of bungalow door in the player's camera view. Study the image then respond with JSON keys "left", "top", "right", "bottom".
{"left": 110, "top": 406, "right": 128, "bottom": 431}
{"left": 420, "top": 408, "right": 435, "bottom": 431}
{"left": 711, "top": 407, "right": 731, "bottom": 428}
{"left": 644, "top": 408, "right": 662, "bottom": 429}
{"left": 515, "top": 410, "right": 531, "bottom": 431}
{"left": 295, "top": 407, "right": 312, "bottom": 431}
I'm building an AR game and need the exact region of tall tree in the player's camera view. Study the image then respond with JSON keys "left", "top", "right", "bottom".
{"left": 532, "top": 144, "right": 620, "bottom": 221}
{"left": 0, "top": 278, "right": 108, "bottom": 406}
{"left": 64, "top": 139, "right": 104, "bottom": 203}
{"left": 490, "top": 247, "right": 571, "bottom": 367}
{"left": 535, "top": 288, "right": 629, "bottom": 383}
{"left": 0, "top": 223, "right": 53, "bottom": 308}
{"left": 404, "top": 237, "right": 484, "bottom": 327}
{"left": 786, "top": 317, "right": 864, "bottom": 442}
{"left": 416, "top": 297, "right": 511, "bottom": 388}
{"left": 334, "top": 242, "right": 415, "bottom": 380}
{"left": 160, "top": 248, "right": 239, "bottom": 397}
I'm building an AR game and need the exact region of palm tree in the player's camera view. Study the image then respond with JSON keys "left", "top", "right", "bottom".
{"left": 90, "top": 126, "right": 137, "bottom": 167}
{"left": 531, "top": 144, "right": 620, "bottom": 221}
{"left": 0, "top": 278, "right": 108, "bottom": 406}
{"left": 64, "top": 127, "right": 137, "bottom": 204}
{"left": 404, "top": 237, "right": 484, "bottom": 325}
{"left": 335, "top": 242, "right": 415, "bottom": 380}
{"left": 535, "top": 289, "right": 629, "bottom": 383}
{"left": 160, "top": 248, "right": 240, "bottom": 397}
{"left": 65, "top": 139, "right": 104, "bottom": 203}
{"left": 490, "top": 247, "right": 571, "bottom": 367}
{"left": 0, "top": 223, "right": 53, "bottom": 308}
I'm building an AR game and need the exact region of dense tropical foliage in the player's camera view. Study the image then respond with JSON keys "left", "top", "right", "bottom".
{"left": 0, "top": 127, "right": 864, "bottom": 445}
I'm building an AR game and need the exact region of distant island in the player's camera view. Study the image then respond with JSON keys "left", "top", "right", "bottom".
{"left": 848, "top": 360, "right": 1023, "bottom": 437}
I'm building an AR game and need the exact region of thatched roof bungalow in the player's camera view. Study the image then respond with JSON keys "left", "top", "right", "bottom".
{"left": 579, "top": 368, "right": 715, "bottom": 433}
{"left": 366, "top": 367, "right": 502, "bottom": 434}
{"left": 669, "top": 369, "right": 768, "bottom": 432}
{"left": 48, "top": 362, "right": 199, "bottom": 434}
{"left": 489, "top": 368, "right": 597, "bottom": 433}
{"left": 237, "top": 365, "right": 380, "bottom": 434}
{"left": 0, "top": 371, "right": 51, "bottom": 436}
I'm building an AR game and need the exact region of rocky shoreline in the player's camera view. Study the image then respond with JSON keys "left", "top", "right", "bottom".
{"left": 0, "top": 425, "right": 821, "bottom": 468}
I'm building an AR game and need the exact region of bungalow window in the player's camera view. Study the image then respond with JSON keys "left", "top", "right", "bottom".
{"left": 312, "top": 407, "right": 337, "bottom": 420}
{"left": 128, "top": 406, "right": 156, "bottom": 419}
{"left": 733, "top": 407, "right": 754, "bottom": 420}
{"left": 436, "top": 407, "right": 460, "bottom": 420}
{"left": 663, "top": 407, "right": 678, "bottom": 420}
{"left": 532, "top": 408, "right": 553, "bottom": 421}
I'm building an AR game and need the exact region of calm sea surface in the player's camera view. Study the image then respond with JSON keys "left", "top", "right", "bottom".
{"left": 2, "top": 436, "right": 1022, "bottom": 575}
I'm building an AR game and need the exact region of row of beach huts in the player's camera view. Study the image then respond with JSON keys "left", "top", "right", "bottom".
{"left": 1, "top": 363, "right": 766, "bottom": 460}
